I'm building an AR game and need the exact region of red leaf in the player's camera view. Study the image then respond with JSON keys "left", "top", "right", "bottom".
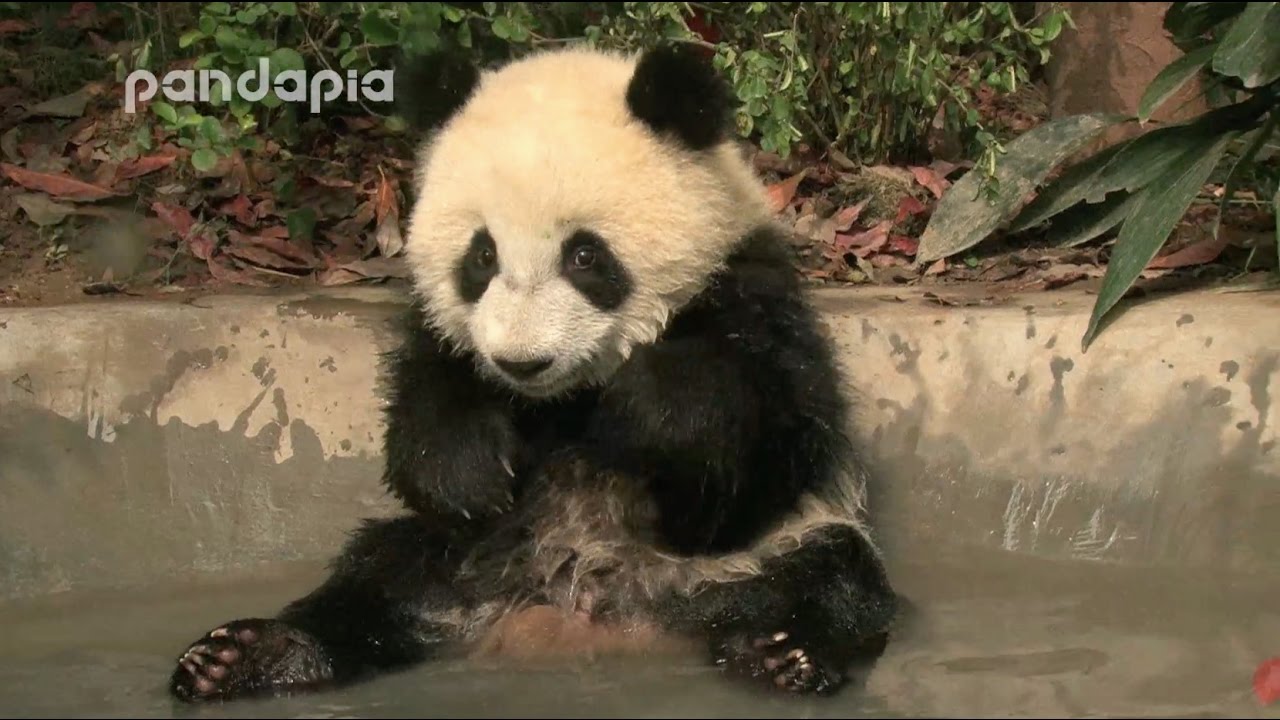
{"left": 0, "top": 19, "right": 32, "bottom": 34}
{"left": 894, "top": 194, "right": 929, "bottom": 224}
{"left": 1, "top": 163, "right": 118, "bottom": 201}
{"left": 189, "top": 232, "right": 216, "bottom": 261}
{"left": 1147, "top": 235, "right": 1230, "bottom": 269}
{"left": 1256, "top": 657, "right": 1280, "bottom": 705}
{"left": 374, "top": 167, "right": 404, "bottom": 257}
{"left": 832, "top": 198, "right": 869, "bottom": 232}
{"left": 151, "top": 201, "right": 194, "bottom": 237}
{"left": 225, "top": 230, "right": 320, "bottom": 272}
{"left": 835, "top": 220, "right": 892, "bottom": 257}
{"left": 115, "top": 154, "right": 176, "bottom": 182}
{"left": 908, "top": 165, "right": 950, "bottom": 199}
{"left": 208, "top": 256, "right": 272, "bottom": 287}
{"left": 217, "top": 195, "right": 257, "bottom": 226}
{"left": 887, "top": 235, "right": 919, "bottom": 255}
{"left": 765, "top": 171, "right": 806, "bottom": 213}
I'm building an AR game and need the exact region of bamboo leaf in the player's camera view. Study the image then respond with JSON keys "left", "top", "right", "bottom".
{"left": 1211, "top": 1, "right": 1280, "bottom": 88}
{"left": 1047, "top": 191, "right": 1136, "bottom": 248}
{"left": 1082, "top": 129, "right": 1241, "bottom": 351}
{"left": 917, "top": 113, "right": 1123, "bottom": 263}
{"left": 1138, "top": 43, "right": 1215, "bottom": 123}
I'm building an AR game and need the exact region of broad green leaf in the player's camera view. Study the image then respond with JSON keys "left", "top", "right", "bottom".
{"left": 199, "top": 116, "right": 223, "bottom": 143}
{"left": 191, "top": 148, "right": 219, "bottom": 173}
{"left": 1138, "top": 43, "right": 1215, "bottom": 123}
{"left": 204, "top": 2, "right": 230, "bottom": 16}
{"left": 287, "top": 207, "right": 317, "bottom": 242}
{"left": 361, "top": 13, "right": 399, "bottom": 46}
{"left": 1163, "top": 2, "right": 1246, "bottom": 46}
{"left": 270, "top": 2, "right": 297, "bottom": 15}
{"left": 1081, "top": 129, "right": 1241, "bottom": 351}
{"left": 1211, "top": 1, "right": 1280, "bottom": 88}
{"left": 916, "top": 112, "right": 1124, "bottom": 263}
{"left": 178, "top": 30, "right": 205, "bottom": 48}
{"left": 1047, "top": 191, "right": 1137, "bottom": 248}
{"left": 151, "top": 101, "right": 178, "bottom": 124}
{"left": 1011, "top": 98, "right": 1263, "bottom": 232}
{"left": 269, "top": 47, "right": 306, "bottom": 75}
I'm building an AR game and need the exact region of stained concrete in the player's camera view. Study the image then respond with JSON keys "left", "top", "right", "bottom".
{"left": 1, "top": 284, "right": 1277, "bottom": 601}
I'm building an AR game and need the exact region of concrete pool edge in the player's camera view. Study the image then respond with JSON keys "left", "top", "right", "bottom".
{"left": 2, "top": 283, "right": 1277, "bottom": 601}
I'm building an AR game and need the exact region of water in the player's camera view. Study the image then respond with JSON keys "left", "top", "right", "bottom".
{"left": 1, "top": 545, "right": 1276, "bottom": 718}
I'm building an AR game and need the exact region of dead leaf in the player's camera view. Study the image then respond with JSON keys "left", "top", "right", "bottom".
{"left": 318, "top": 256, "right": 411, "bottom": 285}
{"left": 1040, "top": 263, "right": 1099, "bottom": 289}
{"left": 151, "top": 201, "right": 195, "bottom": 237}
{"left": 887, "top": 235, "right": 919, "bottom": 255}
{"left": 0, "top": 19, "right": 32, "bottom": 34}
{"left": 0, "top": 128, "right": 19, "bottom": 163}
{"left": 765, "top": 170, "right": 807, "bottom": 214}
{"left": 374, "top": 167, "right": 404, "bottom": 257}
{"left": 189, "top": 232, "right": 216, "bottom": 261}
{"left": 208, "top": 256, "right": 272, "bottom": 287}
{"left": 1147, "top": 235, "right": 1231, "bottom": 269}
{"left": 835, "top": 220, "right": 892, "bottom": 258}
{"left": 832, "top": 198, "right": 869, "bottom": 232}
{"left": 924, "top": 259, "right": 947, "bottom": 276}
{"left": 69, "top": 120, "right": 98, "bottom": 145}
{"left": 218, "top": 195, "right": 257, "bottom": 226}
{"left": 14, "top": 193, "right": 77, "bottom": 227}
{"left": 828, "top": 148, "right": 858, "bottom": 172}
{"left": 225, "top": 230, "right": 320, "bottom": 273}
{"left": 114, "top": 154, "right": 176, "bottom": 182}
{"left": 894, "top": 195, "right": 929, "bottom": 224}
{"left": 908, "top": 165, "right": 950, "bottom": 199}
{"left": 313, "top": 175, "right": 355, "bottom": 188}
{"left": 1, "top": 163, "right": 118, "bottom": 201}
{"left": 28, "top": 89, "right": 91, "bottom": 118}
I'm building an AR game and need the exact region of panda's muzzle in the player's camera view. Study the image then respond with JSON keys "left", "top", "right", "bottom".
{"left": 494, "top": 356, "right": 554, "bottom": 380}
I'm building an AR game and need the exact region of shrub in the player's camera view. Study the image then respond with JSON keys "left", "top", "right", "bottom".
{"left": 81, "top": 2, "right": 1065, "bottom": 169}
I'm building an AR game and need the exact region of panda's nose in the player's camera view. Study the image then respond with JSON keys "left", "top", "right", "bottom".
{"left": 494, "top": 356, "right": 554, "bottom": 380}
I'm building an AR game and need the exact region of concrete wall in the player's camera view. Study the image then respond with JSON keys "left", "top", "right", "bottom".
{"left": 1, "top": 284, "right": 1277, "bottom": 600}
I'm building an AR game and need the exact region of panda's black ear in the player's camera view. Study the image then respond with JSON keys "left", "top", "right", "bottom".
{"left": 394, "top": 50, "right": 481, "bottom": 132}
{"left": 625, "top": 43, "right": 733, "bottom": 151}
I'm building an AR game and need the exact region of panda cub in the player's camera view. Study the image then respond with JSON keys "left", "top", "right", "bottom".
{"left": 169, "top": 42, "right": 898, "bottom": 702}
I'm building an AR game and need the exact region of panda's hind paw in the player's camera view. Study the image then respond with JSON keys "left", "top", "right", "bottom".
{"left": 169, "top": 618, "right": 332, "bottom": 702}
{"left": 713, "top": 630, "right": 842, "bottom": 696}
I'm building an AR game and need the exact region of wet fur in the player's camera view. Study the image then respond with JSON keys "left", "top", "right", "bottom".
{"left": 168, "top": 44, "right": 898, "bottom": 703}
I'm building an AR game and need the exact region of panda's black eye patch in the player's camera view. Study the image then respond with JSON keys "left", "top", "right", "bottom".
{"left": 454, "top": 228, "right": 498, "bottom": 303}
{"left": 561, "top": 229, "right": 631, "bottom": 311}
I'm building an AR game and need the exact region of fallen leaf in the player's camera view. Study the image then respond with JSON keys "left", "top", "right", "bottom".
{"left": 68, "top": 120, "right": 98, "bottom": 146}
{"left": 374, "top": 167, "right": 404, "bottom": 257}
{"left": 208, "top": 256, "right": 272, "bottom": 287}
{"left": 909, "top": 165, "right": 950, "bottom": 199}
{"left": 13, "top": 193, "right": 77, "bottom": 226}
{"left": 0, "top": 128, "right": 19, "bottom": 162}
{"left": 114, "top": 154, "right": 176, "bottom": 182}
{"left": 895, "top": 195, "right": 929, "bottom": 224}
{"left": 312, "top": 175, "right": 356, "bottom": 188}
{"left": 318, "top": 256, "right": 411, "bottom": 286}
{"left": 225, "top": 230, "right": 320, "bottom": 272}
{"left": 151, "top": 201, "right": 195, "bottom": 237}
{"left": 189, "top": 232, "right": 216, "bottom": 261}
{"left": 1255, "top": 657, "right": 1280, "bottom": 706}
{"left": 836, "top": 220, "right": 892, "bottom": 258}
{"left": 0, "top": 19, "right": 32, "bottom": 34}
{"left": 1040, "top": 263, "right": 1101, "bottom": 289}
{"left": 887, "top": 235, "right": 919, "bottom": 255}
{"left": 871, "top": 254, "right": 908, "bottom": 269}
{"left": 924, "top": 259, "right": 947, "bottom": 276}
{"left": 218, "top": 195, "right": 257, "bottom": 226}
{"left": 765, "top": 170, "right": 807, "bottom": 213}
{"left": 83, "top": 281, "right": 126, "bottom": 296}
{"left": 27, "top": 89, "right": 92, "bottom": 118}
{"left": 1147, "top": 235, "right": 1230, "bottom": 269}
{"left": 832, "top": 198, "right": 870, "bottom": 232}
{"left": 1, "top": 163, "right": 118, "bottom": 201}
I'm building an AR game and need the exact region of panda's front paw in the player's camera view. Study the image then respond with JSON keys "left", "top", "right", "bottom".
{"left": 713, "top": 630, "right": 843, "bottom": 696}
{"left": 169, "top": 618, "right": 332, "bottom": 702}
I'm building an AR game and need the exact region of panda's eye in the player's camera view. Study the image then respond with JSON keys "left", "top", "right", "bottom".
{"left": 571, "top": 247, "right": 596, "bottom": 270}
{"left": 475, "top": 246, "right": 496, "bottom": 268}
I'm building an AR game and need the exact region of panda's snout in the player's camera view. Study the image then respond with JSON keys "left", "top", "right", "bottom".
{"left": 493, "top": 356, "right": 554, "bottom": 380}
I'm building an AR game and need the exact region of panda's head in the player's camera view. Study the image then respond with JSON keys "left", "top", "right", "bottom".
{"left": 399, "top": 43, "right": 772, "bottom": 399}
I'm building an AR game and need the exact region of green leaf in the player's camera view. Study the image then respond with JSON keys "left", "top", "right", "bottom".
{"left": 269, "top": 47, "right": 306, "bottom": 75}
{"left": 214, "top": 23, "right": 243, "bottom": 50}
{"left": 199, "top": 14, "right": 217, "bottom": 35}
{"left": 1211, "top": 114, "right": 1279, "bottom": 240}
{"left": 1211, "top": 1, "right": 1280, "bottom": 88}
{"left": 204, "top": 2, "right": 230, "bottom": 16}
{"left": 340, "top": 49, "right": 360, "bottom": 69}
{"left": 270, "top": 1, "right": 297, "bottom": 15}
{"left": 1081, "top": 129, "right": 1240, "bottom": 351}
{"left": 199, "top": 116, "right": 223, "bottom": 143}
{"left": 178, "top": 30, "right": 205, "bottom": 48}
{"left": 491, "top": 15, "right": 513, "bottom": 39}
{"left": 191, "top": 148, "right": 219, "bottom": 173}
{"left": 1046, "top": 192, "right": 1136, "bottom": 248}
{"left": 1138, "top": 43, "right": 1215, "bottom": 123}
{"left": 151, "top": 101, "right": 178, "bottom": 125}
{"left": 916, "top": 112, "right": 1124, "bottom": 263}
{"left": 287, "top": 207, "right": 317, "bottom": 242}
{"left": 361, "top": 12, "right": 399, "bottom": 46}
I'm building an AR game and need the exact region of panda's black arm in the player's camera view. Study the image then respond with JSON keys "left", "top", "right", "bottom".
{"left": 584, "top": 227, "right": 854, "bottom": 551}
{"left": 380, "top": 303, "right": 523, "bottom": 520}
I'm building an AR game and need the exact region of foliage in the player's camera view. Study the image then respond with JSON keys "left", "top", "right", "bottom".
{"left": 40, "top": 1, "right": 1066, "bottom": 173}
{"left": 919, "top": 0, "right": 1280, "bottom": 351}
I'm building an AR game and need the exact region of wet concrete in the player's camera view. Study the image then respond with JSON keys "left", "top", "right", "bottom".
{"left": 2, "top": 284, "right": 1278, "bottom": 600}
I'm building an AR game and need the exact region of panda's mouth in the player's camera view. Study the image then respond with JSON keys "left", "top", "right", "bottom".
{"left": 485, "top": 355, "right": 579, "bottom": 398}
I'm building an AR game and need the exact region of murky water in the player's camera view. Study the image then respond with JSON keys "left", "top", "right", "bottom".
{"left": 2, "top": 544, "right": 1276, "bottom": 718}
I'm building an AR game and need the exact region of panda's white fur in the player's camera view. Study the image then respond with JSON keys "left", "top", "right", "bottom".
{"left": 403, "top": 47, "right": 774, "bottom": 398}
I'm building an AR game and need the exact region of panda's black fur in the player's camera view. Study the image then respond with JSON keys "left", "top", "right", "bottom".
{"left": 169, "top": 43, "right": 898, "bottom": 702}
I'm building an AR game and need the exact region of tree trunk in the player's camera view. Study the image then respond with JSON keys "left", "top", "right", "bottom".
{"left": 1042, "top": 2, "right": 1205, "bottom": 149}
